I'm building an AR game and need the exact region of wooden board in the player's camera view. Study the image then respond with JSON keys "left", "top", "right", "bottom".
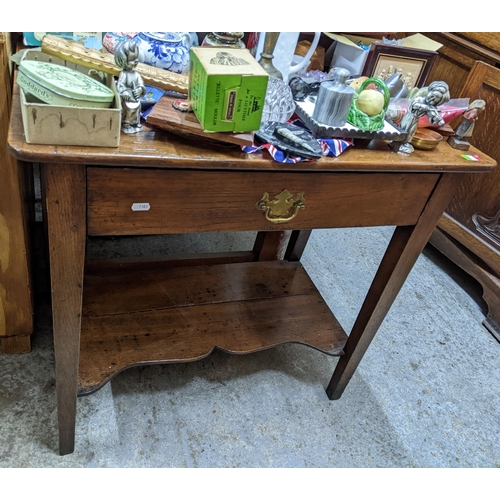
{"left": 0, "top": 32, "right": 33, "bottom": 352}
{"left": 146, "top": 94, "right": 254, "bottom": 147}
{"left": 78, "top": 260, "right": 348, "bottom": 395}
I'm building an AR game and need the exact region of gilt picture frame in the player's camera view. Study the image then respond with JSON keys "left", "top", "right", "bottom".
{"left": 362, "top": 45, "right": 437, "bottom": 90}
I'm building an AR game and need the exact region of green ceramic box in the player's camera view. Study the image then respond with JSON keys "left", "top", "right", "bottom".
{"left": 189, "top": 47, "right": 268, "bottom": 133}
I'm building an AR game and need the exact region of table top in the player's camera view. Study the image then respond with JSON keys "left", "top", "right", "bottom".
{"left": 7, "top": 86, "right": 497, "bottom": 174}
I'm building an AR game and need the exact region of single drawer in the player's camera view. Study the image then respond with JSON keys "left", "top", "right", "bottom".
{"left": 87, "top": 167, "right": 440, "bottom": 236}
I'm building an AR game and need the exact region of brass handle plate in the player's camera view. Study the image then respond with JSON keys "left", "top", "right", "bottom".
{"left": 256, "top": 189, "right": 306, "bottom": 224}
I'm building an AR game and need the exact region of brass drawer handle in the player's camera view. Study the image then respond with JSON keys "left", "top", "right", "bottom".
{"left": 256, "top": 189, "right": 306, "bottom": 224}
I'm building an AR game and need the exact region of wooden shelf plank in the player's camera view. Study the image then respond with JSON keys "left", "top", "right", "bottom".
{"left": 83, "top": 260, "right": 317, "bottom": 317}
{"left": 78, "top": 261, "right": 347, "bottom": 395}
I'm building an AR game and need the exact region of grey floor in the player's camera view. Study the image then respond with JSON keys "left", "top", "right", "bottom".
{"left": 1, "top": 226, "right": 499, "bottom": 467}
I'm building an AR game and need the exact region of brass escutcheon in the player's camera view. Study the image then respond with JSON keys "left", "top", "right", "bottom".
{"left": 256, "top": 189, "right": 306, "bottom": 224}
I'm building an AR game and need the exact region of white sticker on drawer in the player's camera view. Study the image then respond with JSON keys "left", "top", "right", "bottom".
{"left": 131, "top": 203, "right": 151, "bottom": 211}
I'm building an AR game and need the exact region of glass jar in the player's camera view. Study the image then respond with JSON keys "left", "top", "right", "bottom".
{"left": 202, "top": 32, "right": 245, "bottom": 48}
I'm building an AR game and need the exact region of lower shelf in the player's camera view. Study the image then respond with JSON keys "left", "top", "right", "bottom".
{"left": 78, "top": 260, "right": 348, "bottom": 395}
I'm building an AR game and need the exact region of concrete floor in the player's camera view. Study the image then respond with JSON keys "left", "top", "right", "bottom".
{"left": 1, "top": 226, "right": 499, "bottom": 467}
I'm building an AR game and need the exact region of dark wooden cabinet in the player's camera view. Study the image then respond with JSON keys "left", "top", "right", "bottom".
{"left": 426, "top": 33, "right": 500, "bottom": 341}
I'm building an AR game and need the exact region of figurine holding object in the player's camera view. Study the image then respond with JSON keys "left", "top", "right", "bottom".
{"left": 114, "top": 39, "right": 146, "bottom": 134}
{"left": 391, "top": 81, "right": 450, "bottom": 155}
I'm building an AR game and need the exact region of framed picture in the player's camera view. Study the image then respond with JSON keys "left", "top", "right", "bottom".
{"left": 362, "top": 44, "right": 437, "bottom": 90}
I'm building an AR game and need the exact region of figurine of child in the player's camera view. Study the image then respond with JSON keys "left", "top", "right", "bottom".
{"left": 114, "top": 39, "right": 145, "bottom": 134}
{"left": 392, "top": 80, "right": 450, "bottom": 154}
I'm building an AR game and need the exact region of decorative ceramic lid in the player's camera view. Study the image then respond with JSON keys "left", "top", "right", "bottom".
{"left": 138, "top": 32, "right": 183, "bottom": 43}
{"left": 17, "top": 60, "right": 115, "bottom": 108}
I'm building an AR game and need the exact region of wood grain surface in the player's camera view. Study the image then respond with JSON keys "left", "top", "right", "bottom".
{"left": 426, "top": 33, "right": 499, "bottom": 98}
{"left": 0, "top": 32, "right": 32, "bottom": 352}
{"left": 42, "top": 163, "right": 86, "bottom": 455}
{"left": 78, "top": 260, "right": 348, "bottom": 395}
{"left": 86, "top": 167, "right": 440, "bottom": 235}
{"left": 454, "top": 33, "right": 500, "bottom": 60}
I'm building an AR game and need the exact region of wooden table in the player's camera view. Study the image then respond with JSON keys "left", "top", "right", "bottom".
{"left": 8, "top": 93, "right": 496, "bottom": 455}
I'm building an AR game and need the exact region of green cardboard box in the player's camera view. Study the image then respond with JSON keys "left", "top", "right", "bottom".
{"left": 189, "top": 47, "right": 269, "bottom": 133}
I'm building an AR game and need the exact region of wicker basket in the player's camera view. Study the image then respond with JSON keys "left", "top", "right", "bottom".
{"left": 347, "top": 77, "right": 390, "bottom": 131}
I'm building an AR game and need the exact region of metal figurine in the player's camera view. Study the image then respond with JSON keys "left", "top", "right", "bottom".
{"left": 114, "top": 39, "right": 146, "bottom": 134}
{"left": 391, "top": 80, "right": 450, "bottom": 155}
{"left": 448, "top": 99, "right": 486, "bottom": 151}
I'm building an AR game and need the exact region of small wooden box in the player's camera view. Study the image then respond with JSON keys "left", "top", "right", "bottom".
{"left": 18, "top": 50, "right": 121, "bottom": 147}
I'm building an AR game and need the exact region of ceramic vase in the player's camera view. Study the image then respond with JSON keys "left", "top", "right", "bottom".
{"left": 133, "top": 32, "right": 191, "bottom": 75}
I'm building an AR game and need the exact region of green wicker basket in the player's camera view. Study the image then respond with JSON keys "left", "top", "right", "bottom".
{"left": 347, "top": 77, "right": 390, "bottom": 131}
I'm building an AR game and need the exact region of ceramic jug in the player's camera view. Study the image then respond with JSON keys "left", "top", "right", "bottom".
{"left": 254, "top": 32, "right": 321, "bottom": 82}
{"left": 132, "top": 32, "right": 192, "bottom": 75}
